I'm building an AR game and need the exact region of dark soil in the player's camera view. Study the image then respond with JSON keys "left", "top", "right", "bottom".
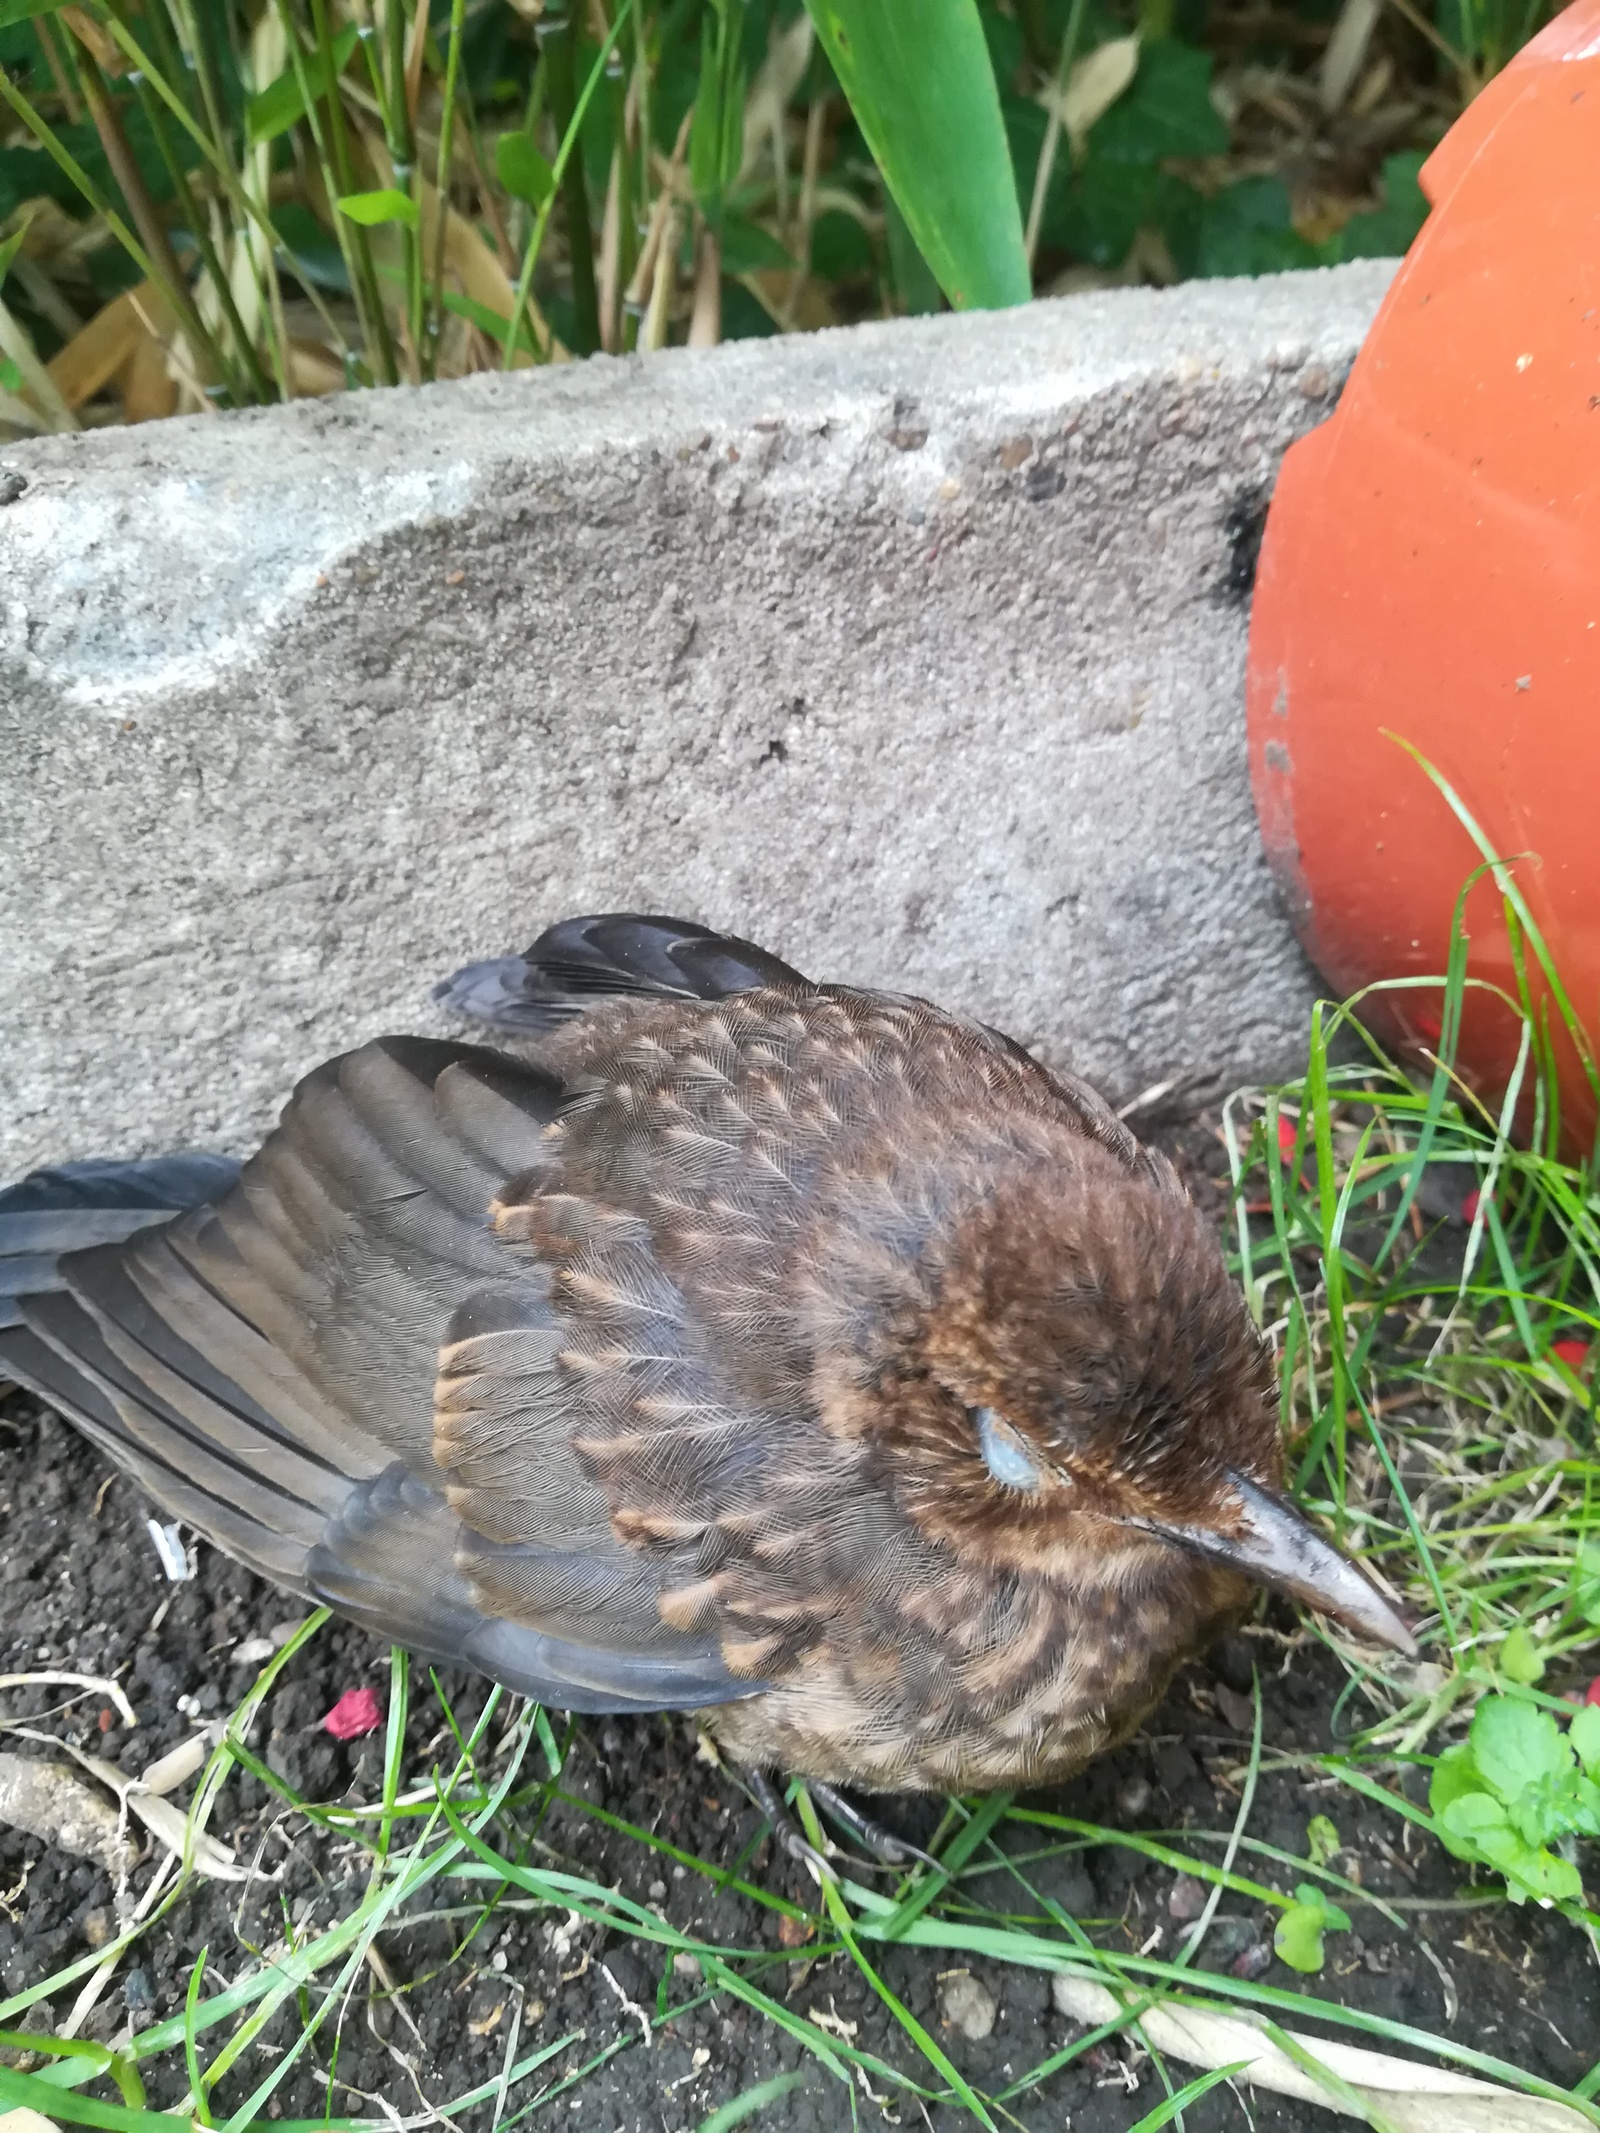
{"left": 0, "top": 1119, "right": 1592, "bottom": 2131}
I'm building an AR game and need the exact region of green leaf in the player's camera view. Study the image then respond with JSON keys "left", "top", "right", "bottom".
{"left": 1500, "top": 1624, "right": 1546, "bottom": 1685}
{"left": 1568, "top": 1774, "right": 1600, "bottom": 1838}
{"left": 810, "top": 206, "right": 874, "bottom": 280}
{"left": 1470, "top": 1696, "right": 1571, "bottom": 1805}
{"left": 1428, "top": 1741, "right": 1486, "bottom": 1856}
{"left": 376, "top": 256, "right": 535, "bottom": 350}
{"left": 495, "top": 130, "right": 555, "bottom": 209}
{"left": 1329, "top": 150, "right": 1429, "bottom": 262}
{"left": 336, "top": 187, "right": 419, "bottom": 230}
{"left": 1198, "top": 176, "right": 1319, "bottom": 278}
{"left": 1089, "top": 40, "right": 1229, "bottom": 162}
{"left": 0, "top": 124, "right": 106, "bottom": 221}
{"left": 1439, "top": 1793, "right": 1583, "bottom": 1904}
{"left": 1429, "top": 1739, "right": 1479, "bottom": 1809}
{"left": 1570, "top": 1541, "right": 1600, "bottom": 1625}
{"left": 1304, "top": 1880, "right": 1348, "bottom": 1930}
{"left": 0, "top": 105, "right": 190, "bottom": 224}
{"left": 0, "top": 354, "right": 22, "bottom": 394}
{"left": 1438, "top": 1787, "right": 1513, "bottom": 1864}
{"left": 1509, "top": 1767, "right": 1584, "bottom": 1851}
{"left": 1570, "top": 1703, "right": 1600, "bottom": 1774}
{"left": 803, "top": 0, "right": 1029, "bottom": 309}
{"left": 721, "top": 279, "right": 780, "bottom": 339}
{"left": 719, "top": 214, "right": 796, "bottom": 275}
{"left": 246, "top": 24, "right": 361, "bottom": 146}
{"left": 273, "top": 203, "right": 350, "bottom": 292}
{"left": 1305, "top": 1815, "right": 1340, "bottom": 1868}
{"left": 977, "top": 1, "right": 1024, "bottom": 83}
{"left": 0, "top": 0, "right": 71, "bottom": 30}
{"left": 883, "top": 192, "right": 941, "bottom": 314}
{"left": 1057, "top": 155, "right": 1158, "bottom": 266}
{"left": 1272, "top": 1883, "right": 1347, "bottom": 1974}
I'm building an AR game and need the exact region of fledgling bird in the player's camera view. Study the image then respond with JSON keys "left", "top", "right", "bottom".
{"left": 0, "top": 916, "right": 1410, "bottom": 1805}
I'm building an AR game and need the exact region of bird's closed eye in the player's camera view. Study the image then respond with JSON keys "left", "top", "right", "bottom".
{"left": 972, "top": 1406, "right": 1043, "bottom": 1492}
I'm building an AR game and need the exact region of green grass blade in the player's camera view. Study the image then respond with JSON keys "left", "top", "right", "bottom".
{"left": 847, "top": 1921, "right": 1600, "bottom": 2121}
{"left": 183, "top": 1948, "right": 210, "bottom": 2125}
{"left": 1259, "top": 2018, "right": 1405, "bottom": 2133}
{"left": 990, "top": 1996, "right": 1158, "bottom": 2101}
{"left": 801, "top": 0, "right": 1029, "bottom": 308}
{"left": 502, "top": 0, "right": 632, "bottom": 366}
{"left": 377, "top": 1643, "right": 409, "bottom": 1865}
{"left": 1127, "top": 2061, "right": 1250, "bottom": 2131}
{"left": 818, "top": 1874, "right": 996, "bottom": 2129}
{"left": 875, "top": 1788, "right": 1014, "bottom": 1939}
{"left": 696, "top": 2070, "right": 808, "bottom": 2130}
{"left": 1386, "top": 733, "right": 1600, "bottom": 1114}
{"left": 0, "top": 2065, "right": 366, "bottom": 2132}
{"left": 1172, "top": 1670, "right": 1262, "bottom": 1970}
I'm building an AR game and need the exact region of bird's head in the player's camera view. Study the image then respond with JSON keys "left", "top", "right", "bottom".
{"left": 806, "top": 1124, "right": 1413, "bottom": 1655}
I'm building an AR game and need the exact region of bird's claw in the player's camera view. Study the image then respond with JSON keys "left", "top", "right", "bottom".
{"left": 804, "top": 1779, "right": 941, "bottom": 1874}
{"left": 739, "top": 1766, "right": 839, "bottom": 1886}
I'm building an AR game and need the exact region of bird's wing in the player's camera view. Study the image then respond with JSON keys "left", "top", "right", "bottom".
{"left": 0, "top": 1035, "right": 759, "bottom": 1712}
{"left": 0, "top": 1154, "right": 242, "bottom": 1329}
{"left": 434, "top": 912, "right": 813, "bottom": 1032}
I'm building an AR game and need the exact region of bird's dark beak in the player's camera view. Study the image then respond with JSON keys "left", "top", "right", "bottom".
{"left": 1136, "top": 1472, "right": 1417, "bottom": 1656}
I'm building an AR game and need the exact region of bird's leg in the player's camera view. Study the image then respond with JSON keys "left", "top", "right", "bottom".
{"left": 738, "top": 1766, "right": 837, "bottom": 1886}
{"left": 803, "top": 1780, "right": 940, "bottom": 1873}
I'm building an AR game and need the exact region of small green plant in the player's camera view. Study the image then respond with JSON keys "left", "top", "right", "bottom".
{"left": 1429, "top": 1695, "right": 1600, "bottom": 1905}
{"left": 1305, "top": 1813, "right": 1341, "bottom": 1867}
{"left": 1499, "top": 1622, "right": 1545, "bottom": 1684}
{"left": 1272, "top": 1880, "right": 1351, "bottom": 1973}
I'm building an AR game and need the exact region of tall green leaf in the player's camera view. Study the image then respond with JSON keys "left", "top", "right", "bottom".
{"left": 0, "top": 0, "right": 69, "bottom": 28}
{"left": 246, "top": 25, "right": 360, "bottom": 146}
{"left": 803, "top": 0, "right": 1029, "bottom": 310}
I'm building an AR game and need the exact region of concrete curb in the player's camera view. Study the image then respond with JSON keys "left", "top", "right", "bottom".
{"left": 0, "top": 261, "right": 1397, "bottom": 1173}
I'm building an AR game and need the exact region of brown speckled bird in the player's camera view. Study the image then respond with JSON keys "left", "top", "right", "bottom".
{"left": 0, "top": 915, "right": 1410, "bottom": 1815}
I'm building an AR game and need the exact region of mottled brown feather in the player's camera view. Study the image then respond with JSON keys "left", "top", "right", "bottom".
{"left": 5, "top": 960, "right": 1296, "bottom": 1782}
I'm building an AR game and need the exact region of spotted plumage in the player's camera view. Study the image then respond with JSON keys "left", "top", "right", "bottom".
{"left": 0, "top": 914, "right": 1410, "bottom": 1795}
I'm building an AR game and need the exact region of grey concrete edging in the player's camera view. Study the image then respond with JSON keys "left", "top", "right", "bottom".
{"left": 0, "top": 260, "right": 1397, "bottom": 1174}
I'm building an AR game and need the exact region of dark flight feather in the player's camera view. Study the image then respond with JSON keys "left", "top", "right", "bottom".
{"left": 0, "top": 1030, "right": 762, "bottom": 1716}
{"left": 432, "top": 912, "right": 812, "bottom": 1032}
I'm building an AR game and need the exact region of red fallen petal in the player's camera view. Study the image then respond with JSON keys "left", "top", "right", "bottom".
{"left": 1461, "top": 1188, "right": 1481, "bottom": 1222}
{"left": 322, "top": 1686, "right": 384, "bottom": 1741}
{"left": 1276, "top": 1115, "right": 1300, "bottom": 1159}
{"left": 1552, "top": 1338, "right": 1590, "bottom": 1372}
{"left": 1586, "top": 1678, "right": 1600, "bottom": 1709}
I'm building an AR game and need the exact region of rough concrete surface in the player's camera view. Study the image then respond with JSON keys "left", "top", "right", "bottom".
{"left": 0, "top": 260, "right": 1397, "bottom": 1174}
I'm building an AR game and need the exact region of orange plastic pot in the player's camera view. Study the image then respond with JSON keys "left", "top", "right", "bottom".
{"left": 1247, "top": 0, "right": 1600, "bottom": 1145}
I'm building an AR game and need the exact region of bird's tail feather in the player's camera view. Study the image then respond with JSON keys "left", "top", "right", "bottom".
{"left": 433, "top": 912, "right": 812, "bottom": 1033}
